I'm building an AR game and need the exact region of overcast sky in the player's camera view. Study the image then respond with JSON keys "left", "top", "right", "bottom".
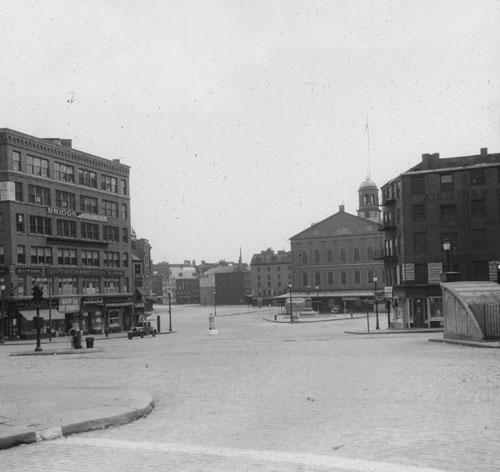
{"left": 1, "top": 0, "right": 499, "bottom": 264}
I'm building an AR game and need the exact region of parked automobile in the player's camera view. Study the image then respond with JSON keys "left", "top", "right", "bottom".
{"left": 127, "top": 321, "right": 157, "bottom": 339}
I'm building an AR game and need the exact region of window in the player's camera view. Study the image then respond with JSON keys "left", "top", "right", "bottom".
{"left": 81, "top": 222, "right": 99, "bottom": 240}
{"left": 103, "top": 225, "right": 120, "bottom": 242}
{"left": 102, "top": 200, "right": 118, "bottom": 217}
{"left": 412, "top": 204, "right": 426, "bottom": 223}
{"left": 354, "top": 271, "right": 360, "bottom": 284}
{"left": 470, "top": 169, "right": 485, "bottom": 185}
{"left": 411, "top": 176, "right": 425, "bottom": 194}
{"left": 101, "top": 175, "right": 117, "bottom": 193}
{"left": 55, "top": 191, "right": 76, "bottom": 210}
{"left": 122, "top": 253, "right": 129, "bottom": 268}
{"left": 120, "top": 179, "right": 127, "bottom": 195}
{"left": 440, "top": 174, "right": 454, "bottom": 191}
{"left": 122, "top": 228, "right": 128, "bottom": 243}
{"left": 414, "top": 233, "right": 427, "bottom": 254}
{"left": 353, "top": 248, "right": 360, "bottom": 262}
{"left": 54, "top": 162, "right": 74, "bottom": 183}
{"left": 83, "top": 278, "right": 100, "bottom": 294}
{"left": 368, "top": 270, "right": 374, "bottom": 283}
{"left": 328, "top": 272, "right": 334, "bottom": 285}
{"left": 340, "top": 248, "right": 346, "bottom": 262}
{"left": 17, "top": 245, "right": 26, "bottom": 264}
{"left": 440, "top": 205, "right": 457, "bottom": 222}
{"left": 27, "top": 155, "right": 49, "bottom": 177}
{"left": 30, "top": 246, "right": 52, "bottom": 264}
{"left": 327, "top": 249, "right": 333, "bottom": 263}
{"left": 57, "top": 219, "right": 77, "bottom": 238}
{"left": 80, "top": 196, "right": 98, "bottom": 214}
{"left": 341, "top": 271, "right": 347, "bottom": 284}
{"left": 0, "top": 245, "right": 3, "bottom": 264}
{"left": 29, "top": 216, "right": 52, "bottom": 235}
{"left": 79, "top": 169, "right": 97, "bottom": 188}
{"left": 15, "top": 182, "right": 23, "bottom": 202}
{"left": 28, "top": 185, "right": 51, "bottom": 205}
{"left": 81, "top": 250, "right": 100, "bottom": 267}
{"left": 121, "top": 203, "right": 128, "bottom": 219}
{"left": 367, "top": 247, "right": 373, "bottom": 260}
{"left": 302, "top": 273, "right": 309, "bottom": 286}
{"left": 13, "top": 150, "right": 21, "bottom": 171}
{"left": 471, "top": 200, "right": 486, "bottom": 219}
{"left": 314, "top": 250, "right": 320, "bottom": 263}
{"left": 104, "top": 278, "right": 120, "bottom": 294}
{"left": 103, "top": 251, "right": 120, "bottom": 268}
{"left": 301, "top": 251, "right": 308, "bottom": 264}
{"left": 16, "top": 213, "right": 25, "bottom": 232}
{"left": 58, "top": 248, "right": 77, "bottom": 265}
{"left": 59, "top": 278, "right": 77, "bottom": 295}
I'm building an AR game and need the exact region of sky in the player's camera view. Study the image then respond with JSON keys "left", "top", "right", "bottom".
{"left": 1, "top": 0, "right": 499, "bottom": 265}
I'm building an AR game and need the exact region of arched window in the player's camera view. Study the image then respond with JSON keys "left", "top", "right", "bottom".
{"left": 368, "top": 270, "right": 374, "bottom": 283}
{"left": 328, "top": 272, "right": 334, "bottom": 285}
{"left": 302, "top": 273, "right": 309, "bottom": 287}
{"left": 327, "top": 249, "right": 333, "bottom": 263}
{"left": 315, "top": 272, "right": 321, "bottom": 286}
{"left": 363, "top": 194, "right": 369, "bottom": 205}
{"left": 340, "top": 248, "right": 346, "bottom": 262}
{"left": 354, "top": 271, "right": 360, "bottom": 284}
{"left": 353, "top": 248, "right": 360, "bottom": 262}
{"left": 301, "top": 251, "right": 308, "bottom": 264}
{"left": 370, "top": 194, "right": 376, "bottom": 205}
{"left": 367, "top": 247, "right": 373, "bottom": 260}
{"left": 341, "top": 271, "right": 347, "bottom": 284}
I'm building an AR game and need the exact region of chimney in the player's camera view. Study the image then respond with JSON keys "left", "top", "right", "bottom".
{"left": 113, "top": 158, "right": 121, "bottom": 163}
{"left": 480, "top": 147, "right": 488, "bottom": 155}
{"left": 339, "top": 204, "right": 345, "bottom": 212}
{"left": 421, "top": 153, "right": 440, "bottom": 169}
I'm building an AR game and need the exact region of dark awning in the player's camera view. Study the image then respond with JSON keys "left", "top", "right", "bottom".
{"left": 20, "top": 309, "right": 65, "bottom": 321}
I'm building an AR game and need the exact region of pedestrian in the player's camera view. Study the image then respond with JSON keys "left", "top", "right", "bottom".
{"left": 350, "top": 311, "right": 353, "bottom": 318}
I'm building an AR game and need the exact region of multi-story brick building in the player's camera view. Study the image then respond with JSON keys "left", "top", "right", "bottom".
{"left": 250, "top": 248, "right": 291, "bottom": 306}
{"left": 289, "top": 179, "right": 385, "bottom": 314}
{"left": 0, "top": 128, "right": 134, "bottom": 339}
{"left": 379, "top": 149, "right": 500, "bottom": 329}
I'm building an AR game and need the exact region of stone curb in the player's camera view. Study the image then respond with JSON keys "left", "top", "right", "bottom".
{"left": 0, "top": 393, "right": 155, "bottom": 450}
{"left": 429, "top": 338, "right": 500, "bottom": 348}
{"left": 345, "top": 328, "right": 444, "bottom": 335}
{"left": 9, "top": 347, "right": 105, "bottom": 356}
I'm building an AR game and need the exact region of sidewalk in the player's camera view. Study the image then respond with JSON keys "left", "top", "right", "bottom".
{"left": 0, "top": 385, "right": 154, "bottom": 450}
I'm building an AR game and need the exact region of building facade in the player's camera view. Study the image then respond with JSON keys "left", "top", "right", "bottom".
{"left": 250, "top": 248, "right": 291, "bottom": 306}
{"left": 289, "top": 194, "right": 385, "bottom": 314}
{"left": 379, "top": 149, "right": 500, "bottom": 329}
{"left": 0, "top": 128, "right": 134, "bottom": 339}
{"left": 199, "top": 265, "right": 250, "bottom": 307}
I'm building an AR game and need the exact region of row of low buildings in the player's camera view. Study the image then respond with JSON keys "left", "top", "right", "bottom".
{"left": 0, "top": 128, "right": 155, "bottom": 340}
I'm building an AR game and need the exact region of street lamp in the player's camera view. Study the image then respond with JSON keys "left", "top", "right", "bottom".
{"left": 315, "top": 285, "right": 319, "bottom": 313}
{"left": 213, "top": 291, "right": 217, "bottom": 317}
{"left": 374, "top": 276, "right": 380, "bottom": 330}
{"left": 0, "top": 284, "right": 5, "bottom": 344}
{"left": 288, "top": 283, "right": 293, "bottom": 323}
{"left": 168, "top": 289, "right": 173, "bottom": 332}
{"left": 443, "top": 239, "right": 451, "bottom": 272}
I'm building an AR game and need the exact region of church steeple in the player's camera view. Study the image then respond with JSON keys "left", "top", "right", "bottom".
{"left": 357, "top": 178, "right": 381, "bottom": 223}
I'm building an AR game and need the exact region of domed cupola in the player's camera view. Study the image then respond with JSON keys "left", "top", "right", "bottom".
{"left": 357, "top": 177, "right": 381, "bottom": 223}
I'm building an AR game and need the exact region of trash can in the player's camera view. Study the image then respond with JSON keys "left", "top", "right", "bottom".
{"left": 85, "top": 337, "right": 94, "bottom": 349}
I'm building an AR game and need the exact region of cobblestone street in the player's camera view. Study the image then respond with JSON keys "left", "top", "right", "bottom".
{"left": 1, "top": 305, "right": 499, "bottom": 471}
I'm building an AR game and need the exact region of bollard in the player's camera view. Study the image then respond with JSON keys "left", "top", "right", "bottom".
{"left": 208, "top": 313, "right": 218, "bottom": 335}
{"left": 157, "top": 315, "right": 161, "bottom": 333}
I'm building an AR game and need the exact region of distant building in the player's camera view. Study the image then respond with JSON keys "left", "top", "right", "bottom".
{"left": 289, "top": 179, "right": 385, "bottom": 314}
{"left": 200, "top": 265, "right": 250, "bottom": 306}
{"left": 379, "top": 149, "right": 500, "bottom": 329}
{"left": 250, "top": 249, "right": 291, "bottom": 306}
{"left": 131, "top": 234, "right": 154, "bottom": 317}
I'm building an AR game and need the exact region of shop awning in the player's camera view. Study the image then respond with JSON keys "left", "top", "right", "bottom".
{"left": 105, "top": 302, "right": 133, "bottom": 307}
{"left": 274, "top": 290, "right": 375, "bottom": 299}
{"left": 20, "top": 309, "right": 65, "bottom": 321}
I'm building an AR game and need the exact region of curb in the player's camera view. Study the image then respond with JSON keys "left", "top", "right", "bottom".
{"left": 345, "top": 329, "right": 444, "bottom": 335}
{"left": 9, "top": 347, "right": 104, "bottom": 356}
{"left": 0, "top": 393, "right": 155, "bottom": 450}
{"left": 429, "top": 338, "right": 500, "bottom": 349}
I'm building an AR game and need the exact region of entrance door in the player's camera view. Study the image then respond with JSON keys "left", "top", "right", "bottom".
{"left": 413, "top": 298, "right": 426, "bottom": 328}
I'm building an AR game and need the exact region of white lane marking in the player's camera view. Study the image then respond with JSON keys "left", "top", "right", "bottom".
{"left": 63, "top": 437, "right": 446, "bottom": 472}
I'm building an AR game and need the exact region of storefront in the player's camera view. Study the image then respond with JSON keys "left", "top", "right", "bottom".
{"left": 392, "top": 285, "right": 443, "bottom": 329}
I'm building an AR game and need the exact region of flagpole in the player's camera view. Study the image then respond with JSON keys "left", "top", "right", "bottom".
{"left": 366, "top": 115, "right": 371, "bottom": 178}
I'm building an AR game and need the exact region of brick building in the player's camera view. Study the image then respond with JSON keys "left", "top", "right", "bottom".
{"left": 379, "top": 149, "right": 500, "bottom": 329}
{"left": 250, "top": 248, "right": 291, "bottom": 306}
{"left": 289, "top": 179, "right": 385, "bottom": 314}
{"left": 0, "top": 128, "right": 134, "bottom": 339}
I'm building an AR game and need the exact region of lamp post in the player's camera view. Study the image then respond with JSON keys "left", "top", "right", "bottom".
{"left": 315, "top": 285, "right": 319, "bottom": 313}
{"left": 374, "top": 276, "right": 380, "bottom": 330}
{"left": 364, "top": 297, "right": 370, "bottom": 333}
{"left": 168, "top": 289, "right": 173, "bottom": 332}
{"left": 213, "top": 291, "right": 217, "bottom": 317}
{"left": 288, "top": 283, "right": 293, "bottom": 323}
{"left": 443, "top": 239, "right": 451, "bottom": 272}
{"left": 0, "top": 284, "right": 5, "bottom": 344}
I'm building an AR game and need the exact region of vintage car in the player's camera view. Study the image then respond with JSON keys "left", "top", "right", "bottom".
{"left": 127, "top": 321, "right": 157, "bottom": 339}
